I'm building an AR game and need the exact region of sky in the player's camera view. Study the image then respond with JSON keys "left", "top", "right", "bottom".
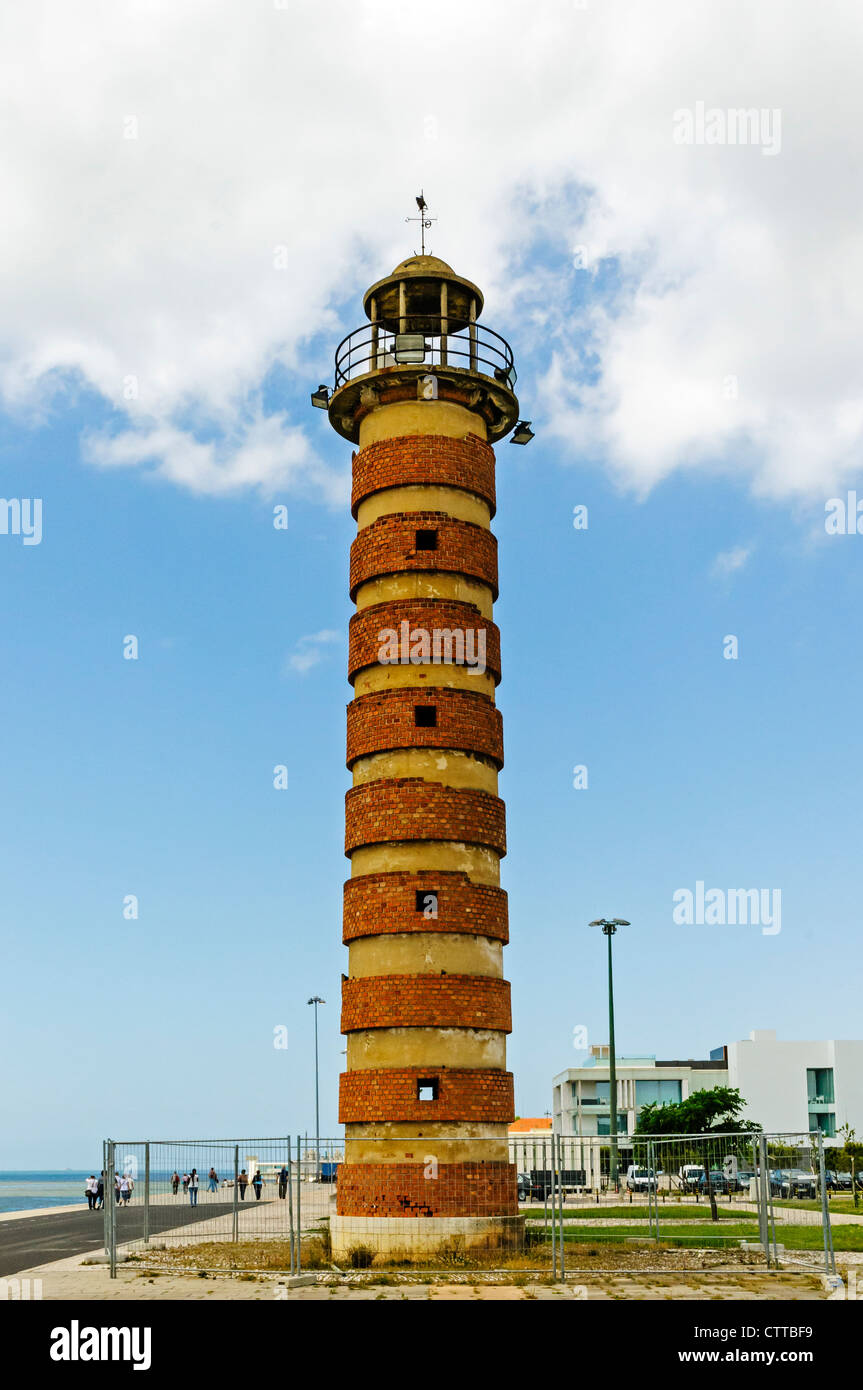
{"left": 1, "top": 0, "right": 862, "bottom": 1165}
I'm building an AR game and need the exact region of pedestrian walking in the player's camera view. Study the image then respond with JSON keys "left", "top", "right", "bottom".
{"left": 238, "top": 1169, "right": 248, "bottom": 1201}
{"left": 188, "top": 1168, "right": 199, "bottom": 1206}
{"left": 114, "top": 1173, "right": 121, "bottom": 1204}
{"left": 120, "top": 1173, "right": 133, "bottom": 1205}
{"left": 207, "top": 1167, "right": 219, "bottom": 1194}
{"left": 96, "top": 1174, "right": 105, "bottom": 1209}
{"left": 252, "top": 1170, "right": 263, "bottom": 1200}
{"left": 182, "top": 1173, "right": 190, "bottom": 1195}
{"left": 171, "top": 1171, "right": 180, "bottom": 1196}
{"left": 85, "top": 1175, "right": 98, "bottom": 1210}
{"left": 277, "top": 1165, "right": 288, "bottom": 1199}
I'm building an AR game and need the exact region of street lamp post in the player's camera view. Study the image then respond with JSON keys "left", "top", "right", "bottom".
{"left": 589, "top": 919, "right": 631, "bottom": 1191}
{"left": 307, "top": 996, "right": 325, "bottom": 1180}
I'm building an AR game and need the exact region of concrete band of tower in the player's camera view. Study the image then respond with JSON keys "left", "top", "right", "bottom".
{"left": 324, "top": 253, "right": 524, "bottom": 1260}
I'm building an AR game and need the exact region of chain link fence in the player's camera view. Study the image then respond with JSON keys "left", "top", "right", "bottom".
{"left": 101, "top": 1130, "right": 841, "bottom": 1278}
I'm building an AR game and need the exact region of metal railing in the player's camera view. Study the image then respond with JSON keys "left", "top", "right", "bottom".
{"left": 333, "top": 315, "right": 516, "bottom": 390}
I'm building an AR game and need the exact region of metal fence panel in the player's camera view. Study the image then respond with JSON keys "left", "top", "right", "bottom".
{"left": 105, "top": 1138, "right": 295, "bottom": 1273}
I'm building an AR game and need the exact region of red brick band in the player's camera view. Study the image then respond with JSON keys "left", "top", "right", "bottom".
{"left": 350, "top": 512, "right": 498, "bottom": 600}
{"left": 336, "top": 1161, "right": 518, "bottom": 1217}
{"left": 345, "top": 780, "right": 506, "bottom": 857}
{"left": 341, "top": 974, "right": 511, "bottom": 1032}
{"left": 351, "top": 434, "right": 496, "bottom": 519}
{"left": 346, "top": 688, "right": 503, "bottom": 769}
{"left": 339, "top": 1068, "right": 515, "bottom": 1124}
{"left": 343, "top": 872, "right": 509, "bottom": 944}
{"left": 348, "top": 600, "right": 501, "bottom": 685}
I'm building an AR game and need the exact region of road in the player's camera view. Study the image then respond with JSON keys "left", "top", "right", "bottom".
{"left": 0, "top": 1200, "right": 270, "bottom": 1279}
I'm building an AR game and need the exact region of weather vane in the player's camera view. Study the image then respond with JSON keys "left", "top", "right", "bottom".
{"left": 406, "top": 191, "right": 436, "bottom": 256}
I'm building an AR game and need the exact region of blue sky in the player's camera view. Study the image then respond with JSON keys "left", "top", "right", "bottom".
{"left": 1, "top": 1, "right": 862, "bottom": 1165}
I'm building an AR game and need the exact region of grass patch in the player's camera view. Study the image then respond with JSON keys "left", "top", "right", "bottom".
{"left": 531, "top": 1205, "right": 748, "bottom": 1222}
{"left": 772, "top": 1198, "right": 862, "bottom": 1217}
{"left": 558, "top": 1223, "right": 759, "bottom": 1247}
{"left": 778, "top": 1224, "right": 863, "bottom": 1252}
{"left": 528, "top": 1220, "right": 863, "bottom": 1253}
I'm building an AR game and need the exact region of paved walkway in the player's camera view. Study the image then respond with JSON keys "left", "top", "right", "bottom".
{"left": 2, "top": 1256, "right": 831, "bottom": 1301}
{"left": 0, "top": 1200, "right": 267, "bottom": 1279}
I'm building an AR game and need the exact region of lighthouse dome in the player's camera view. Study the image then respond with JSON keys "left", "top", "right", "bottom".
{"left": 363, "top": 255, "right": 484, "bottom": 329}
{"left": 391, "top": 254, "right": 455, "bottom": 276}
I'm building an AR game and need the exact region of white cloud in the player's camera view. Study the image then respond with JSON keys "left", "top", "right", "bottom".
{"left": 82, "top": 409, "right": 348, "bottom": 503}
{"left": 285, "top": 630, "right": 342, "bottom": 676}
{"left": 1, "top": 0, "right": 862, "bottom": 501}
{"left": 712, "top": 546, "right": 752, "bottom": 579}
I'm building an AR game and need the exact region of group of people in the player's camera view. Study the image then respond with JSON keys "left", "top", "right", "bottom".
{"left": 84, "top": 1172, "right": 133, "bottom": 1208}
{"left": 85, "top": 1163, "right": 293, "bottom": 1210}
{"left": 236, "top": 1169, "right": 264, "bottom": 1200}
{"left": 168, "top": 1166, "right": 289, "bottom": 1202}
{"left": 169, "top": 1168, "right": 220, "bottom": 1205}
{"left": 238, "top": 1166, "right": 290, "bottom": 1199}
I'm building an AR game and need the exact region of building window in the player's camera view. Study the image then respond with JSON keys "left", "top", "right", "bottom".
{"left": 414, "top": 705, "right": 437, "bottom": 727}
{"left": 415, "top": 529, "right": 438, "bottom": 551}
{"left": 597, "top": 1115, "right": 628, "bottom": 1136}
{"left": 417, "top": 1079, "right": 439, "bottom": 1102}
{"left": 636, "top": 1079, "right": 682, "bottom": 1107}
{"left": 807, "top": 1067, "right": 835, "bottom": 1105}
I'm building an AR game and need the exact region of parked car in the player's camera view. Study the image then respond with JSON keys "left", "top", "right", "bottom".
{"left": 715, "top": 1157, "right": 755, "bottom": 1192}
{"left": 527, "top": 1169, "right": 586, "bottom": 1201}
{"left": 678, "top": 1164, "right": 707, "bottom": 1193}
{"left": 529, "top": 1170, "right": 550, "bottom": 1201}
{"left": 517, "top": 1172, "right": 531, "bottom": 1202}
{"left": 825, "top": 1170, "right": 853, "bottom": 1192}
{"left": 625, "top": 1165, "right": 657, "bottom": 1193}
{"left": 770, "top": 1168, "right": 817, "bottom": 1198}
{"left": 696, "top": 1169, "right": 731, "bottom": 1195}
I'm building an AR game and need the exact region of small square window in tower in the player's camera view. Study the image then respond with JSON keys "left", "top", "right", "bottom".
{"left": 414, "top": 704, "right": 437, "bottom": 727}
{"left": 415, "top": 529, "right": 438, "bottom": 551}
{"left": 417, "top": 1079, "right": 439, "bottom": 1102}
{"left": 415, "top": 888, "right": 437, "bottom": 913}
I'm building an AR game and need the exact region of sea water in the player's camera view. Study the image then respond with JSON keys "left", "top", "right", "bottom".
{"left": 0, "top": 1172, "right": 93, "bottom": 1214}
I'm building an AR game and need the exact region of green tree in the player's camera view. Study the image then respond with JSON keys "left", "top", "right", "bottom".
{"left": 837, "top": 1124, "right": 863, "bottom": 1208}
{"left": 635, "top": 1086, "right": 759, "bottom": 1137}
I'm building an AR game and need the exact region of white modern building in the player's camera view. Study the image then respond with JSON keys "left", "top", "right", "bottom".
{"left": 553, "top": 1048, "right": 727, "bottom": 1143}
{"left": 553, "top": 1029, "right": 863, "bottom": 1146}
{"left": 725, "top": 1029, "right": 863, "bottom": 1141}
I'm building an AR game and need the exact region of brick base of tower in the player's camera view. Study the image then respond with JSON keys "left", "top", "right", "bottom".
{"left": 330, "top": 1213, "right": 524, "bottom": 1263}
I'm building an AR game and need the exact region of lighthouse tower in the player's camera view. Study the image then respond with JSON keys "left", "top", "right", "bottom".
{"left": 322, "top": 247, "right": 525, "bottom": 1260}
